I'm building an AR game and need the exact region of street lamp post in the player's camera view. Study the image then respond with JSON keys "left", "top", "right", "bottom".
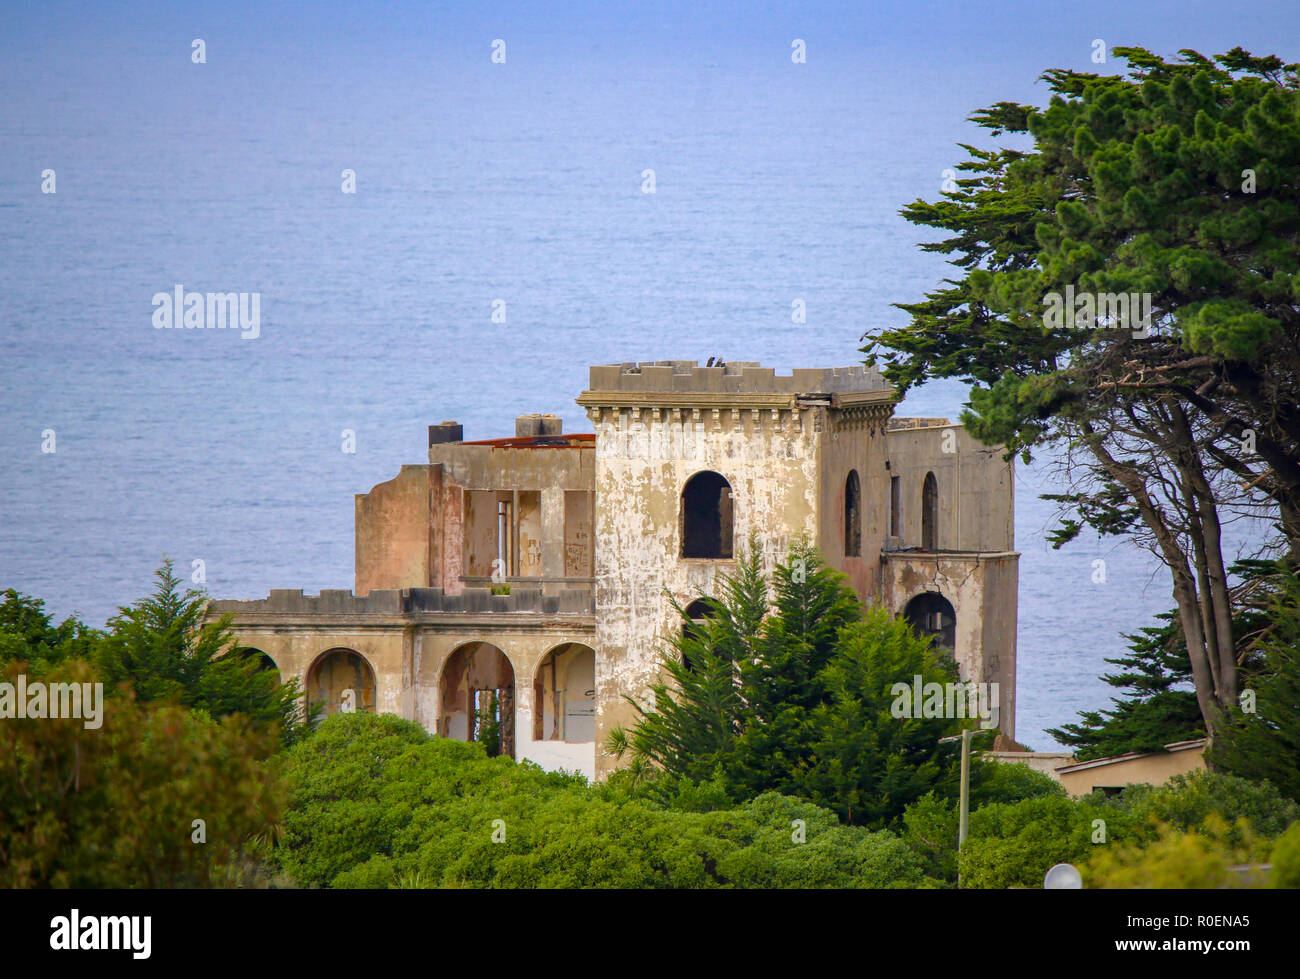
{"left": 940, "top": 727, "right": 975, "bottom": 886}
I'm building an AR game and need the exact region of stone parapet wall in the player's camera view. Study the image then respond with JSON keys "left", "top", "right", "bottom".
{"left": 584, "top": 361, "right": 892, "bottom": 395}
{"left": 209, "top": 585, "right": 594, "bottom": 617}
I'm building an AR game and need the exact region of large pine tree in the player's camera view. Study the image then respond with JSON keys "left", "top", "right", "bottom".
{"left": 608, "top": 540, "right": 967, "bottom": 826}
{"left": 96, "top": 559, "right": 310, "bottom": 745}
{"left": 867, "top": 47, "right": 1300, "bottom": 739}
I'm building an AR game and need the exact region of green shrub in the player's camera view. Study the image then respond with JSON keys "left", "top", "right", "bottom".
{"left": 1270, "top": 822, "right": 1300, "bottom": 888}
{"left": 280, "top": 712, "right": 927, "bottom": 888}
{"left": 959, "top": 794, "right": 1138, "bottom": 888}
{"left": 1085, "top": 816, "right": 1268, "bottom": 888}
{"left": 971, "top": 760, "right": 1066, "bottom": 807}
{"left": 0, "top": 659, "right": 283, "bottom": 887}
{"left": 1103, "top": 770, "right": 1300, "bottom": 844}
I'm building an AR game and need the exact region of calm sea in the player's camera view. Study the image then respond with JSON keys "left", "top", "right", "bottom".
{"left": 1, "top": 1, "right": 1289, "bottom": 748}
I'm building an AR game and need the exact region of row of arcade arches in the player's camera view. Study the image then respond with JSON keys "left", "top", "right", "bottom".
{"left": 232, "top": 642, "right": 596, "bottom": 759}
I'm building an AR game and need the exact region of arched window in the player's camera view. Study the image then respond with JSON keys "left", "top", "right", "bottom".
{"left": 844, "top": 470, "right": 862, "bottom": 557}
{"left": 922, "top": 471, "right": 938, "bottom": 551}
{"left": 680, "top": 598, "right": 719, "bottom": 672}
{"left": 903, "top": 592, "right": 956, "bottom": 651}
{"left": 681, "top": 471, "right": 733, "bottom": 558}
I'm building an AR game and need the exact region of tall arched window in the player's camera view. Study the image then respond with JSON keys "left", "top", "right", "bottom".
{"left": 922, "top": 471, "right": 938, "bottom": 551}
{"left": 844, "top": 470, "right": 861, "bottom": 557}
{"left": 681, "top": 471, "right": 733, "bottom": 558}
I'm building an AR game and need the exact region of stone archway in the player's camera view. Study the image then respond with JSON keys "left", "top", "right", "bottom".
{"left": 234, "top": 646, "right": 279, "bottom": 674}
{"left": 532, "top": 643, "right": 596, "bottom": 744}
{"left": 903, "top": 592, "right": 956, "bottom": 652}
{"left": 306, "top": 648, "right": 376, "bottom": 716}
{"left": 440, "top": 642, "right": 516, "bottom": 758}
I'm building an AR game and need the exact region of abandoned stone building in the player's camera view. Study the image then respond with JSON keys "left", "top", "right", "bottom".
{"left": 212, "top": 360, "right": 1019, "bottom": 779}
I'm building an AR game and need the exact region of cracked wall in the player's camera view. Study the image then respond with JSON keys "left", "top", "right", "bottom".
{"left": 881, "top": 551, "right": 1019, "bottom": 740}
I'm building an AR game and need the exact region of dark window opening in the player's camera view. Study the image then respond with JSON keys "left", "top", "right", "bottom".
{"left": 681, "top": 472, "right": 733, "bottom": 558}
{"left": 844, "top": 470, "right": 862, "bottom": 557}
{"left": 903, "top": 592, "right": 956, "bottom": 652}
{"left": 922, "top": 472, "right": 938, "bottom": 551}
{"left": 889, "top": 475, "right": 901, "bottom": 538}
{"left": 680, "top": 598, "right": 719, "bottom": 671}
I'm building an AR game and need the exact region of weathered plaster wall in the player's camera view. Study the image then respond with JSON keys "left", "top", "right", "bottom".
{"left": 818, "top": 401, "right": 896, "bottom": 600}
{"left": 884, "top": 423, "right": 1014, "bottom": 552}
{"left": 355, "top": 465, "right": 432, "bottom": 596}
{"left": 583, "top": 402, "right": 828, "bottom": 773}
{"left": 563, "top": 490, "right": 593, "bottom": 577}
{"left": 880, "top": 551, "right": 1019, "bottom": 739}
{"left": 978, "top": 552, "right": 1019, "bottom": 738}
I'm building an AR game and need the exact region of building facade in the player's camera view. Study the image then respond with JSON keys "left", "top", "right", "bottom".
{"left": 212, "top": 360, "right": 1019, "bottom": 779}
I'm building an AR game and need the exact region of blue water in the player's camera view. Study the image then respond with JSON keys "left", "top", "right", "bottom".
{"left": 1, "top": 1, "right": 1290, "bottom": 749}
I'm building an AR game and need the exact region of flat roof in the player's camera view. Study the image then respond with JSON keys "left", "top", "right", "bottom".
{"left": 1055, "top": 739, "right": 1207, "bottom": 774}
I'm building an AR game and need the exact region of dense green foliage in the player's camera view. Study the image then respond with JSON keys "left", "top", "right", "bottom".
{"left": 0, "top": 659, "right": 283, "bottom": 887}
{"left": 0, "top": 590, "right": 99, "bottom": 673}
{"left": 1105, "top": 769, "right": 1300, "bottom": 841}
{"left": 275, "top": 714, "right": 1298, "bottom": 889}
{"left": 1, "top": 565, "right": 309, "bottom": 887}
{"left": 1212, "top": 565, "right": 1300, "bottom": 801}
{"left": 277, "top": 712, "right": 929, "bottom": 888}
{"left": 608, "top": 541, "right": 979, "bottom": 827}
{"left": 902, "top": 768, "right": 1298, "bottom": 887}
{"left": 1, "top": 561, "right": 311, "bottom": 747}
{"left": 960, "top": 794, "right": 1139, "bottom": 888}
{"left": 1084, "top": 815, "right": 1268, "bottom": 888}
{"left": 1270, "top": 822, "right": 1300, "bottom": 887}
{"left": 5, "top": 558, "right": 1296, "bottom": 889}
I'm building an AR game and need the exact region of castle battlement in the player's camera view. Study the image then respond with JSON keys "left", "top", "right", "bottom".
{"left": 582, "top": 361, "right": 893, "bottom": 397}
